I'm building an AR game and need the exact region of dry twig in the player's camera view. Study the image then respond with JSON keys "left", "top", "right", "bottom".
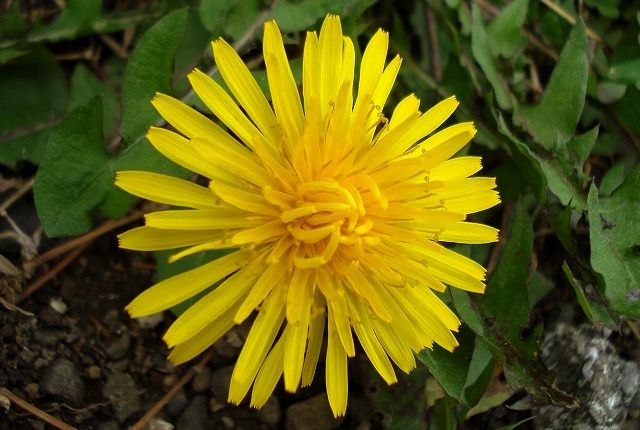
{"left": 0, "top": 388, "right": 77, "bottom": 430}
{"left": 130, "top": 349, "right": 214, "bottom": 430}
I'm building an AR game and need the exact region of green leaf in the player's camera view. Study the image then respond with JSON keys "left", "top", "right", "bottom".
{"left": 610, "top": 57, "right": 640, "bottom": 85}
{"left": 0, "top": 1, "right": 28, "bottom": 39}
{"left": 471, "top": 5, "right": 512, "bottom": 110}
{"left": 362, "top": 363, "right": 427, "bottom": 430}
{"left": 41, "top": 0, "right": 103, "bottom": 37}
{"left": 0, "top": 48, "right": 29, "bottom": 64}
{"left": 567, "top": 126, "right": 598, "bottom": 168}
{"left": 199, "top": 0, "right": 240, "bottom": 35}
{"left": 200, "top": 0, "right": 263, "bottom": 41}
{"left": 588, "top": 172, "right": 640, "bottom": 317}
{"left": 487, "top": 0, "right": 529, "bottom": 58}
{"left": 272, "top": 0, "right": 377, "bottom": 33}
{"left": 34, "top": 99, "right": 110, "bottom": 237}
{"left": 495, "top": 113, "right": 547, "bottom": 204}
{"left": 537, "top": 156, "right": 587, "bottom": 209}
{"left": 70, "top": 65, "right": 121, "bottom": 139}
{"left": 452, "top": 202, "right": 578, "bottom": 407}
{"left": 596, "top": 81, "right": 627, "bottom": 104}
{"left": 0, "top": 48, "right": 68, "bottom": 167}
{"left": 562, "top": 262, "right": 616, "bottom": 326}
{"left": 418, "top": 326, "right": 494, "bottom": 408}
{"left": 599, "top": 160, "right": 629, "bottom": 196}
{"left": 515, "top": 21, "right": 588, "bottom": 151}
{"left": 120, "top": 8, "right": 188, "bottom": 145}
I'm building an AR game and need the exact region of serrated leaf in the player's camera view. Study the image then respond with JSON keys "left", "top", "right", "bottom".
{"left": 567, "top": 126, "right": 598, "bottom": 168}
{"left": 515, "top": 21, "right": 588, "bottom": 151}
{"left": 495, "top": 113, "right": 547, "bottom": 204}
{"left": 487, "top": 0, "right": 529, "bottom": 58}
{"left": 34, "top": 99, "right": 110, "bottom": 237}
{"left": 562, "top": 262, "right": 615, "bottom": 326}
{"left": 120, "top": 8, "right": 188, "bottom": 145}
{"left": 471, "top": 4, "right": 512, "bottom": 109}
{"left": 588, "top": 172, "right": 640, "bottom": 317}
{"left": 418, "top": 326, "right": 494, "bottom": 408}
{"left": 452, "top": 202, "right": 578, "bottom": 407}
{"left": 0, "top": 48, "right": 68, "bottom": 167}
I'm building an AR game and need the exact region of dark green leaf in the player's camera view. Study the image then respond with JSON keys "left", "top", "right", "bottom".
{"left": 487, "top": 0, "right": 529, "bottom": 58}
{"left": 452, "top": 202, "right": 578, "bottom": 407}
{"left": 515, "top": 21, "right": 588, "bottom": 151}
{"left": 0, "top": 1, "right": 28, "bottom": 39}
{"left": 0, "top": 48, "right": 68, "bottom": 167}
{"left": 471, "top": 5, "right": 512, "bottom": 109}
{"left": 272, "top": 0, "right": 377, "bottom": 33}
{"left": 418, "top": 326, "right": 494, "bottom": 408}
{"left": 588, "top": 172, "right": 640, "bottom": 317}
{"left": 121, "top": 8, "right": 188, "bottom": 145}
{"left": 34, "top": 99, "right": 110, "bottom": 237}
{"left": 42, "top": 0, "right": 103, "bottom": 36}
{"left": 495, "top": 113, "right": 547, "bottom": 204}
{"left": 362, "top": 362, "right": 427, "bottom": 430}
{"left": 599, "top": 160, "right": 629, "bottom": 196}
{"left": 562, "top": 262, "right": 616, "bottom": 325}
{"left": 70, "top": 65, "right": 121, "bottom": 139}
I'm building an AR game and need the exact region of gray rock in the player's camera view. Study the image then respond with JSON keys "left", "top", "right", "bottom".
{"left": 192, "top": 367, "right": 211, "bottom": 393}
{"left": 535, "top": 323, "right": 640, "bottom": 430}
{"left": 167, "top": 388, "right": 189, "bottom": 417}
{"left": 176, "top": 395, "right": 208, "bottom": 430}
{"left": 257, "top": 396, "right": 282, "bottom": 427}
{"left": 40, "top": 358, "right": 85, "bottom": 406}
{"left": 96, "top": 420, "right": 120, "bottom": 430}
{"left": 210, "top": 365, "right": 234, "bottom": 402}
{"left": 106, "top": 332, "right": 131, "bottom": 360}
{"left": 103, "top": 372, "right": 141, "bottom": 422}
{"left": 286, "top": 393, "right": 342, "bottom": 430}
{"left": 146, "top": 417, "right": 175, "bottom": 430}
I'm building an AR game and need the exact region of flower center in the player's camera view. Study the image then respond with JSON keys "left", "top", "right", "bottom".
{"left": 263, "top": 176, "right": 387, "bottom": 270}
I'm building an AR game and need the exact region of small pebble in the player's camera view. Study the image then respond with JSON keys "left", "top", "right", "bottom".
{"left": 221, "top": 416, "right": 235, "bottom": 428}
{"left": 146, "top": 417, "right": 175, "bottom": 430}
{"left": 192, "top": 367, "right": 211, "bottom": 393}
{"left": 87, "top": 365, "right": 102, "bottom": 380}
{"left": 25, "top": 382, "right": 39, "bottom": 399}
{"left": 40, "top": 358, "right": 85, "bottom": 406}
{"left": 106, "top": 332, "right": 131, "bottom": 360}
{"left": 138, "top": 313, "right": 164, "bottom": 329}
{"left": 49, "top": 297, "right": 67, "bottom": 314}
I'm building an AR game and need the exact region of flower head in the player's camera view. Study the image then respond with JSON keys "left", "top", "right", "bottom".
{"left": 116, "top": 15, "right": 499, "bottom": 416}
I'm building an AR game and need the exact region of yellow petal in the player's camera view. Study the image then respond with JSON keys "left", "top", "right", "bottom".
{"left": 115, "top": 171, "right": 216, "bottom": 209}
{"left": 187, "top": 68, "right": 261, "bottom": 148}
{"left": 347, "top": 294, "right": 397, "bottom": 384}
{"left": 229, "top": 286, "right": 286, "bottom": 404}
{"left": 164, "top": 256, "right": 263, "bottom": 346}
{"left": 126, "top": 249, "right": 251, "bottom": 317}
{"left": 212, "top": 38, "right": 280, "bottom": 146}
{"left": 145, "top": 209, "right": 266, "bottom": 230}
{"left": 250, "top": 335, "right": 285, "bottom": 408}
{"left": 301, "top": 294, "right": 326, "bottom": 387}
{"left": 326, "top": 308, "right": 348, "bottom": 417}
{"left": 118, "top": 226, "right": 222, "bottom": 251}
{"left": 264, "top": 20, "right": 304, "bottom": 145}
{"left": 146, "top": 127, "right": 232, "bottom": 180}
{"left": 167, "top": 304, "right": 237, "bottom": 364}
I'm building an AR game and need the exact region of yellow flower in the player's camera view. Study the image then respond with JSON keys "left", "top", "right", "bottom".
{"left": 115, "top": 15, "right": 499, "bottom": 416}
